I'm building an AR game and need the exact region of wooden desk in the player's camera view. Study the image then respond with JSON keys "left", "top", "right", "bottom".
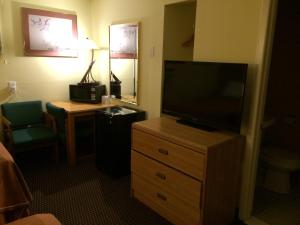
{"left": 51, "top": 101, "right": 115, "bottom": 166}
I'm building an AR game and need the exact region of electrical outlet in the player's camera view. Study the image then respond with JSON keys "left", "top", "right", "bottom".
{"left": 8, "top": 81, "right": 17, "bottom": 93}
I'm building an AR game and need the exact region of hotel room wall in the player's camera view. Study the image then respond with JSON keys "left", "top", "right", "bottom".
{"left": 193, "top": 0, "right": 277, "bottom": 220}
{"left": 90, "top": 0, "right": 189, "bottom": 118}
{"left": 193, "top": 0, "right": 261, "bottom": 62}
{"left": 163, "top": 2, "right": 196, "bottom": 61}
{"left": 0, "top": 0, "right": 92, "bottom": 105}
{"left": 91, "top": 0, "right": 266, "bottom": 123}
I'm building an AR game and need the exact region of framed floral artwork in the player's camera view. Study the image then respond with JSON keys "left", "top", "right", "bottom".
{"left": 109, "top": 23, "right": 138, "bottom": 59}
{"left": 22, "top": 8, "right": 78, "bottom": 57}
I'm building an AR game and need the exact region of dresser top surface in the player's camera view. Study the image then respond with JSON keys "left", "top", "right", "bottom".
{"left": 133, "top": 117, "right": 242, "bottom": 152}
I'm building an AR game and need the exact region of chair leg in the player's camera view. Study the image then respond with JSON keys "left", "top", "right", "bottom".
{"left": 6, "top": 142, "right": 16, "bottom": 159}
{"left": 53, "top": 143, "right": 59, "bottom": 162}
{"left": 92, "top": 117, "right": 96, "bottom": 153}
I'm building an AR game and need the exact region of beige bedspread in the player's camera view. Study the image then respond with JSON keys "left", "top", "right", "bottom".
{"left": 0, "top": 142, "right": 33, "bottom": 224}
{"left": 5, "top": 214, "right": 61, "bottom": 225}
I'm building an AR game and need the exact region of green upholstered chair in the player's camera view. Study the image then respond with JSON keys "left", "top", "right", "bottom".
{"left": 1, "top": 101, "right": 58, "bottom": 160}
{"left": 45, "top": 103, "right": 95, "bottom": 154}
{"left": 45, "top": 103, "right": 66, "bottom": 143}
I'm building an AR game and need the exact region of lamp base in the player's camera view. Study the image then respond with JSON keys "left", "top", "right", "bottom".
{"left": 77, "top": 81, "right": 100, "bottom": 87}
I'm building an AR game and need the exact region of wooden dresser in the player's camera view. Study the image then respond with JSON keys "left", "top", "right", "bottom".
{"left": 131, "top": 117, "right": 244, "bottom": 225}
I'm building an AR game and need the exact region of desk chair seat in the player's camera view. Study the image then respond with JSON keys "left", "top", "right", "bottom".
{"left": 1, "top": 101, "right": 58, "bottom": 160}
{"left": 12, "top": 126, "right": 56, "bottom": 148}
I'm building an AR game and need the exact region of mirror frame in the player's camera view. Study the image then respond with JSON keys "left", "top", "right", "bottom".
{"left": 109, "top": 22, "right": 139, "bottom": 105}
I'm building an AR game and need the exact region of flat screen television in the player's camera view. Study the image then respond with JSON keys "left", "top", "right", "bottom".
{"left": 162, "top": 60, "right": 248, "bottom": 133}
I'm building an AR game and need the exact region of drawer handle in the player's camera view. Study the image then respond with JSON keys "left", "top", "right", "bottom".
{"left": 158, "top": 148, "right": 169, "bottom": 155}
{"left": 156, "top": 192, "right": 167, "bottom": 201}
{"left": 155, "top": 172, "right": 166, "bottom": 180}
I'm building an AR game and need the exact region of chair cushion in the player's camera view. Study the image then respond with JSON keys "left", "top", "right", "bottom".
{"left": 12, "top": 126, "right": 56, "bottom": 149}
{"left": 1, "top": 101, "right": 44, "bottom": 129}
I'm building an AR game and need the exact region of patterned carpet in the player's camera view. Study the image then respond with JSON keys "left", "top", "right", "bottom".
{"left": 18, "top": 153, "right": 171, "bottom": 225}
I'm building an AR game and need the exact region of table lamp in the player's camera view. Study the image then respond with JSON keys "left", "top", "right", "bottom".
{"left": 79, "top": 38, "right": 99, "bottom": 86}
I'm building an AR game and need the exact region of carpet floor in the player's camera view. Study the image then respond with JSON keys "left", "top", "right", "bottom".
{"left": 18, "top": 154, "right": 171, "bottom": 225}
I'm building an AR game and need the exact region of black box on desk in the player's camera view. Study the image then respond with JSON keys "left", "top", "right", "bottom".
{"left": 69, "top": 84, "right": 106, "bottom": 103}
{"left": 95, "top": 106, "right": 146, "bottom": 177}
{"left": 110, "top": 81, "right": 121, "bottom": 99}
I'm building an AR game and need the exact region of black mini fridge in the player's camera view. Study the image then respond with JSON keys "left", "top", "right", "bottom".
{"left": 95, "top": 106, "right": 145, "bottom": 177}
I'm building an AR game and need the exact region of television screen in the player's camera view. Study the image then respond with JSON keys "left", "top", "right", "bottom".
{"left": 162, "top": 60, "right": 247, "bottom": 133}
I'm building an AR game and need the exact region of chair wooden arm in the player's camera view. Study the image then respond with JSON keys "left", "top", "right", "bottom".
{"left": 2, "top": 116, "right": 13, "bottom": 138}
{"left": 2, "top": 115, "right": 12, "bottom": 129}
{"left": 2, "top": 116, "right": 14, "bottom": 152}
{"left": 44, "top": 112, "right": 57, "bottom": 134}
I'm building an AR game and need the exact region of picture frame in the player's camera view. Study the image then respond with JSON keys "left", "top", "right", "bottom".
{"left": 0, "top": 32, "right": 3, "bottom": 56}
{"left": 109, "top": 23, "right": 138, "bottom": 59}
{"left": 22, "top": 7, "right": 78, "bottom": 57}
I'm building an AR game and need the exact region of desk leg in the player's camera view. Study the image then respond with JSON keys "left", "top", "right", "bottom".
{"left": 66, "top": 114, "right": 76, "bottom": 166}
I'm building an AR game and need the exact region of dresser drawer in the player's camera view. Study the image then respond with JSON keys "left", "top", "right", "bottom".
{"left": 132, "top": 129, "right": 205, "bottom": 180}
{"left": 131, "top": 150, "right": 201, "bottom": 209}
{"left": 132, "top": 174, "right": 201, "bottom": 225}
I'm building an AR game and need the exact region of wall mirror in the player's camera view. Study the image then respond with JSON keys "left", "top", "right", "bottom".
{"left": 109, "top": 22, "right": 139, "bottom": 105}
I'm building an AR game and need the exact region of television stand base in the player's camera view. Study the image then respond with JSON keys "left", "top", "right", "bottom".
{"left": 177, "top": 119, "right": 216, "bottom": 132}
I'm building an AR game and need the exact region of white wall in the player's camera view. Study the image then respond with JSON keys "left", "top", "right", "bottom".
{"left": 91, "top": 0, "right": 265, "bottom": 124}
{"left": 193, "top": 0, "right": 275, "bottom": 219}
{"left": 0, "top": 0, "right": 92, "bottom": 105}
{"left": 90, "top": 0, "right": 192, "bottom": 117}
{"left": 163, "top": 1, "right": 196, "bottom": 61}
{"left": 194, "top": 0, "right": 261, "bottom": 62}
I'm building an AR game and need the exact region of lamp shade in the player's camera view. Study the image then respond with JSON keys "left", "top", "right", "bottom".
{"left": 84, "top": 38, "right": 99, "bottom": 50}
{"left": 77, "top": 38, "right": 99, "bottom": 50}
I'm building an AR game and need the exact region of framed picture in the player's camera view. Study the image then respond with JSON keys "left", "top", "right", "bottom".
{"left": 109, "top": 23, "right": 138, "bottom": 59}
{"left": 0, "top": 32, "right": 3, "bottom": 56}
{"left": 22, "top": 8, "right": 78, "bottom": 57}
